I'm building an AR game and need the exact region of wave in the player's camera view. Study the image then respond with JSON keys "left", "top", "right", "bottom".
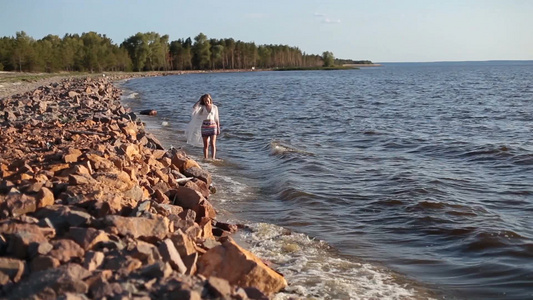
{"left": 119, "top": 66, "right": 533, "bottom": 299}
{"left": 123, "top": 91, "right": 139, "bottom": 99}
{"left": 219, "top": 129, "right": 256, "bottom": 141}
{"left": 269, "top": 140, "right": 315, "bottom": 157}
{"left": 406, "top": 139, "right": 533, "bottom": 167}
{"left": 234, "top": 223, "right": 436, "bottom": 300}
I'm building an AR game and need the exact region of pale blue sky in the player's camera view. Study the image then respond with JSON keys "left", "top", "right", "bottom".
{"left": 1, "top": 0, "right": 532, "bottom": 62}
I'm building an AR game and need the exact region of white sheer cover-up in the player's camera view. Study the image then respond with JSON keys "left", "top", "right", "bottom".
{"left": 186, "top": 104, "right": 219, "bottom": 147}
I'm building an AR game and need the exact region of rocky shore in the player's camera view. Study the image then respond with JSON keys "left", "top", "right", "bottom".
{"left": 0, "top": 76, "right": 288, "bottom": 299}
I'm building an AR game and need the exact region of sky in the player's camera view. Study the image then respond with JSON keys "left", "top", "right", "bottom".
{"left": 1, "top": 0, "right": 532, "bottom": 63}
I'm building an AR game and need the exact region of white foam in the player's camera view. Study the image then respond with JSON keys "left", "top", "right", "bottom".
{"left": 210, "top": 174, "right": 252, "bottom": 204}
{"left": 270, "top": 140, "right": 315, "bottom": 156}
{"left": 125, "top": 92, "right": 139, "bottom": 99}
{"left": 236, "top": 223, "right": 426, "bottom": 300}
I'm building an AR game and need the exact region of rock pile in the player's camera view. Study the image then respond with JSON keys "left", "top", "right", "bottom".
{"left": 0, "top": 77, "right": 287, "bottom": 299}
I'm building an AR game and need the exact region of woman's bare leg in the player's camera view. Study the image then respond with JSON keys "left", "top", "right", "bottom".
{"left": 202, "top": 136, "right": 209, "bottom": 159}
{"left": 211, "top": 135, "right": 217, "bottom": 159}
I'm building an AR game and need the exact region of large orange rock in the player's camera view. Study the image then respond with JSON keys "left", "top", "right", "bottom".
{"left": 67, "top": 227, "right": 110, "bottom": 250}
{"left": 63, "top": 148, "right": 83, "bottom": 163}
{"left": 169, "top": 187, "right": 216, "bottom": 222}
{"left": 184, "top": 179, "right": 210, "bottom": 199}
{"left": 101, "top": 215, "right": 170, "bottom": 242}
{"left": 183, "top": 167, "right": 212, "bottom": 187}
{"left": 158, "top": 239, "right": 187, "bottom": 274}
{"left": 197, "top": 237, "right": 287, "bottom": 295}
{"left": 36, "top": 187, "right": 55, "bottom": 208}
{"left": 170, "top": 229, "right": 197, "bottom": 258}
{"left": 0, "top": 257, "right": 25, "bottom": 282}
{"left": 93, "top": 170, "right": 134, "bottom": 192}
{"left": 6, "top": 263, "right": 91, "bottom": 298}
{"left": 171, "top": 187, "right": 203, "bottom": 209}
{"left": 3, "top": 193, "right": 37, "bottom": 217}
{"left": 119, "top": 143, "right": 141, "bottom": 161}
{"left": 86, "top": 154, "right": 114, "bottom": 171}
{"left": 121, "top": 122, "right": 138, "bottom": 139}
{"left": 49, "top": 239, "right": 85, "bottom": 263}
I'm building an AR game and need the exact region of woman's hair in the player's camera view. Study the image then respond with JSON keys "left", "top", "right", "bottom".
{"left": 200, "top": 94, "right": 212, "bottom": 105}
{"left": 193, "top": 93, "right": 212, "bottom": 109}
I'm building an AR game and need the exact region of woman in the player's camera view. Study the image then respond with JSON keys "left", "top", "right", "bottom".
{"left": 186, "top": 94, "right": 220, "bottom": 159}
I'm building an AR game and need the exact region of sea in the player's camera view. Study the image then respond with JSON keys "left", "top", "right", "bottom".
{"left": 118, "top": 61, "right": 533, "bottom": 300}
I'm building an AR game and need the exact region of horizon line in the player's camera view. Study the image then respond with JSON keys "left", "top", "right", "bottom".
{"left": 375, "top": 59, "right": 533, "bottom": 64}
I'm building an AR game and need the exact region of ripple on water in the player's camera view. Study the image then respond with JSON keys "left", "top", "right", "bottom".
{"left": 119, "top": 64, "right": 533, "bottom": 299}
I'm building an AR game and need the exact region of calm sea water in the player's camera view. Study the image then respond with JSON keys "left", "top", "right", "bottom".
{"left": 120, "top": 61, "right": 533, "bottom": 300}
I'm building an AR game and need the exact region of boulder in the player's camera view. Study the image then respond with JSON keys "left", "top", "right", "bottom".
{"left": 0, "top": 257, "right": 25, "bottom": 282}
{"left": 6, "top": 263, "right": 91, "bottom": 298}
{"left": 197, "top": 237, "right": 287, "bottom": 295}
{"left": 170, "top": 187, "right": 215, "bottom": 220}
{"left": 100, "top": 215, "right": 170, "bottom": 242}
{"left": 205, "top": 277, "right": 232, "bottom": 299}
{"left": 30, "top": 255, "right": 61, "bottom": 272}
{"left": 89, "top": 277, "right": 124, "bottom": 299}
{"left": 183, "top": 167, "right": 212, "bottom": 187}
{"left": 49, "top": 239, "right": 85, "bottom": 263}
{"left": 140, "top": 261, "right": 172, "bottom": 279}
{"left": 83, "top": 251, "right": 105, "bottom": 271}
{"left": 151, "top": 202, "right": 183, "bottom": 217}
{"left": 119, "top": 143, "right": 141, "bottom": 161}
{"left": 66, "top": 227, "right": 109, "bottom": 250}
{"left": 3, "top": 192, "right": 37, "bottom": 217}
{"left": 33, "top": 205, "right": 93, "bottom": 235}
{"left": 129, "top": 240, "right": 160, "bottom": 264}
{"left": 139, "top": 109, "right": 157, "bottom": 116}
{"left": 63, "top": 148, "right": 83, "bottom": 163}
{"left": 36, "top": 187, "right": 55, "bottom": 208}
{"left": 1, "top": 223, "right": 49, "bottom": 259}
{"left": 183, "top": 180, "right": 209, "bottom": 199}
{"left": 169, "top": 229, "right": 197, "bottom": 258}
{"left": 158, "top": 239, "right": 187, "bottom": 274}
{"left": 93, "top": 171, "right": 134, "bottom": 192}
{"left": 85, "top": 154, "right": 114, "bottom": 171}
{"left": 102, "top": 254, "right": 142, "bottom": 276}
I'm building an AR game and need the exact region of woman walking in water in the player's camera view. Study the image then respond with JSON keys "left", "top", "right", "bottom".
{"left": 186, "top": 94, "right": 220, "bottom": 159}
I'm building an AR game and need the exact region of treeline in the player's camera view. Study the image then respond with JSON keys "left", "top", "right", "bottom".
{"left": 0, "top": 32, "right": 131, "bottom": 73}
{"left": 0, "top": 31, "right": 359, "bottom": 73}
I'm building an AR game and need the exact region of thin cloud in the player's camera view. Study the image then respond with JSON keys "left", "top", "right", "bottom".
{"left": 323, "top": 18, "right": 341, "bottom": 24}
{"left": 314, "top": 13, "right": 341, "bottom": 24}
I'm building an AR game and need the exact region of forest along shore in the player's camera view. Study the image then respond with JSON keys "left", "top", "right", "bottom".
{"left": 0, "top": 76, "right": 287, "bottom": 299}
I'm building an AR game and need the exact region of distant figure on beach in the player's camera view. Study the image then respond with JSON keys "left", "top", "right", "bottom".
{"left": 186, "top": 93, "right": 220, "bottom": 159}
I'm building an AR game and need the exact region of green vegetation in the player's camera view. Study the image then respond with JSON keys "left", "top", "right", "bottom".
{"left": 0, "top": 31, "right": 372, "bottom": 73}
{"left": 322, "top": 51, "right": 335, "bottom": 67}
{"left": 0, "top": 31, "right": 373, "bottom": 73}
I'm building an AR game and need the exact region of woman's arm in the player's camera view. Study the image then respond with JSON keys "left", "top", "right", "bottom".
{"left": 192, "top": 100, "right": 203, "bottom": 116}
{"left": 193, "top": 99, "right": 202, "bottom": 109}
{"left": 215, "top": 106, "right": 221, "bottom": 135}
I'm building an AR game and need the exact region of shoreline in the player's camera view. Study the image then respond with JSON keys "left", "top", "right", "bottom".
{"left": 0, "top": 75, "right": 287, "bottom": 298}
{"left": 120, "top": 72, "right": 445, "bottom": 300}
{"left": 0, "top": 69, "right": 264, "bottom": 101}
